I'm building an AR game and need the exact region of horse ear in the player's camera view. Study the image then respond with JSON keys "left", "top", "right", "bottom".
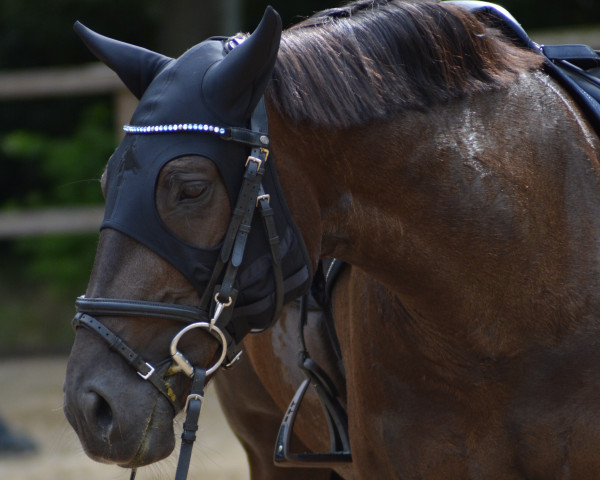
{"left": 73, "top": 21, "right": 172, "bottom": 100}
{"left": 203, "top": 6, "right": 282, "bottom": 122}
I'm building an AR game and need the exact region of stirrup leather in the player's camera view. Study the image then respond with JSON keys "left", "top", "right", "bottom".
{"left": 274, "top": 286, "right": 351, "bottom": 467}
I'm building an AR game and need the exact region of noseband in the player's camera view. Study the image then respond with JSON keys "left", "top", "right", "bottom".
{"left": 72, "top": 98, "right": 284, "bottom": 480}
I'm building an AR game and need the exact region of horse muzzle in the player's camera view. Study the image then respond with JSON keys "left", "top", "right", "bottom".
{"left": 63, "top": 325, "right": 177, "bottom": 467}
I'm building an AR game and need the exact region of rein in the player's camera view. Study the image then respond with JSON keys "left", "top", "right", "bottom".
{"left": 72, "top": 99, "right": 284, "bottom": 479}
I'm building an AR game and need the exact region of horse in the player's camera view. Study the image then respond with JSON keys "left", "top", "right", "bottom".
{"left": 62, "top": 0, "right": 600, "bottom": 479}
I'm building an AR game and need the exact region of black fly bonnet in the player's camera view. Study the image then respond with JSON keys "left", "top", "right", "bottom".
{"left": 73, "top": 8, "right": 312, "bottom": 366}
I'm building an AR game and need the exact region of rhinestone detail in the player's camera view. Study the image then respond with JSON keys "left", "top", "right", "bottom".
{"left": 123, "top": 124, "right": 227, "bottom": 135}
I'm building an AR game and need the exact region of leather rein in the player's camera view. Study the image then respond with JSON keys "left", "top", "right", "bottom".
{"left": 72, "top": 99, "right": 284, "bottom": 480}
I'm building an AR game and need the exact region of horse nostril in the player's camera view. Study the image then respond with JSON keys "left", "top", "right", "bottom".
{"left": 94, "top": 395, "right": 113, "bottom": 433}
{"left": 83, "top": 391, "right": 114, "bottom": 440}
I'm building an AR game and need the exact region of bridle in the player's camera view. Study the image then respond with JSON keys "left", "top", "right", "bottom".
{"left": 72, "top": 98, "right": 284, "bottom": 480}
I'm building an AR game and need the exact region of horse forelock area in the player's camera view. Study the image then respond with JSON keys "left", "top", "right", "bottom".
{"left": 267, "top": 0, "right": 544, "bottom": 128}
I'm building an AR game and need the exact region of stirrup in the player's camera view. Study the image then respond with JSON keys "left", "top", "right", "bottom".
{"left": 273, "top": 378, "right": 352, "bottom": 467}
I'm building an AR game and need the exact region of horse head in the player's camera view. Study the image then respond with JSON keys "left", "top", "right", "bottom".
{"left": 63, "top": 7, "right": 314, "bottom": 468}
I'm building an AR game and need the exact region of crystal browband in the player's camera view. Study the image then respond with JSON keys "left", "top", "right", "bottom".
{"left": 122, "top": 122, "right": 270, "bottom": 147}
{"left": 123, "top": 123, "right": 227, "bottom": 135}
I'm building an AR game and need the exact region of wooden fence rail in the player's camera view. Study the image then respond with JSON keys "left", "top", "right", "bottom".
{"left": 0, "top": 207, "right": 104, "bottom": 239}
{"left": 0, "top": 62, "right": 138, "bottom": 137}
{"left": 0, "top": 63, "right": 121, "bottom": 99}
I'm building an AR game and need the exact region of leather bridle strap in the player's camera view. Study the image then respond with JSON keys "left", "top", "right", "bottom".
{"left": 257, "top": 184, "right": 284, "bottom": 325}
{"left": 72, "top": 312, "right": 178, "bottom": 410}
{"left": 215, "top": 152, "right": 265, "bottom": 306}
{"left": 175, "top": 368, "right": 206, "bottom": 480}
{"left": 74, "top": 294, "right": 246, "bottom": 365}
{"left": 253, "top": 98, "right": 284, "bottom": 325}
{"left": 130, "top": 368, "right": 207, "bottom": 480}
{"left": 75, "top": 296, "right": 207, "bottom": 323}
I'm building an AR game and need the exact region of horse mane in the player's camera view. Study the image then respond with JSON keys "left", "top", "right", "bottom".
{"left": 266, "top": 0, "right": 544, "bottom": 128}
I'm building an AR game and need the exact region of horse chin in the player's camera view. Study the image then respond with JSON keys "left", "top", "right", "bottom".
{"left": 118, "top": 410, "right": 176, "bottom": 469}
{"left": 118, "top": 403, "right": 176, "bottom": 469}
{"left": 71, "top": 394, "right": 176, "bottom": 468}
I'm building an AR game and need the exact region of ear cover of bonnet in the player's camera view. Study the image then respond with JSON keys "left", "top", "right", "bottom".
{"left": 74, "top": 8, "right": 313, "bottom": 333}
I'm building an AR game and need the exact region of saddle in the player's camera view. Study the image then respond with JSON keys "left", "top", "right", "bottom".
{"left": 453, "top": 1, "right": 600, "bottom": 134}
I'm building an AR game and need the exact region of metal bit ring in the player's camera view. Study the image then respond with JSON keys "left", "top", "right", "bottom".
{"left": 170, "top": 322, "right": 228, "bottom": 377}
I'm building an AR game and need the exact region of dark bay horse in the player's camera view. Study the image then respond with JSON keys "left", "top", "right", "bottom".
{"left": 63, "top": 1, "right": 600, "bottom": 479}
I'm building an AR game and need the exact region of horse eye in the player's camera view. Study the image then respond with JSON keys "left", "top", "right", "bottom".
{"left": 178, "top": 182, "right": 207, "bottom": 201}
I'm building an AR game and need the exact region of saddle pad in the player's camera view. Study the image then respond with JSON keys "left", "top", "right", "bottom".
{"left": 449, "top": 1, "right": 600, "bottom": 135}
{"left": 541, "top": 44, "right": 600, "bottom": 133}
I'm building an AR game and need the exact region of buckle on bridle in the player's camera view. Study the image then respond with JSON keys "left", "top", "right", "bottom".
{"left": 259, "top": 146, "right": 270, "bottom": 161}
{"left": 245, "top": 147, "right": 270, "bottom": 171}
{"left": 137, "top": 362, "right": 156, "bottom": 380}
{"left": 256, "top": 193, "right": 271, "bottom": 206}
{"left": 184, "top": 393, "right": 204, "bottom": 413}
{"left": 245, "top": 155, "right": 264, "bottom": 171}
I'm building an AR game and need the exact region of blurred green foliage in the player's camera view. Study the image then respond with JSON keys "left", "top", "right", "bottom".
{"left": 0, "top": 104, "right": 114, "bottom": 352}
{"left": 0, "top": 0, "right": 146, "bottom": 352}
{"left": 1, "top": 103, "right": 113, "bottom": 208}
{"left": 1, "top": 102, "right": 113, "bottom": 286}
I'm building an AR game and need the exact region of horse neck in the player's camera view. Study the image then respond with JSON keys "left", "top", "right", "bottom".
{"left": 268, "top": 71, "right": 600, "bottom": 353}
